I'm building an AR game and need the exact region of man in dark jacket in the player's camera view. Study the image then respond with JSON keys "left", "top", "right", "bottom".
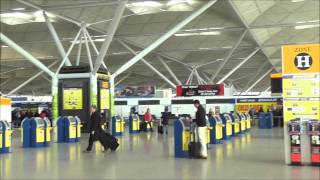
{"left": 193, "top": 100, "right": 208, "bottom": 159}
{"left": 161, "top": 107, "right": 170, "bottom": 134}
{"left": 85, "top": 105, "right": 107, "bottom": 152}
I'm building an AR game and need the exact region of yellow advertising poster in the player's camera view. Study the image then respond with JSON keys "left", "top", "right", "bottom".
{"left": 283, "top": 98, "right": 320, "bottom": 124}
{"left": 63, "top": 88, "right": 83, "bottom": 110}
{"left": 282, "top": 44, "right": 320, "bottom": 74}
{"left": 236, "top": 98, "right": 281, "bottom": 112}
{"left": 100, "top": 88, "right": 110, "bottom": 110}
{"left": 283, "top": 73, "right": 320, "bottom": 98}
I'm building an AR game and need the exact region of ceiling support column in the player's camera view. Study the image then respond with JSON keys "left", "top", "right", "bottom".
{"left": 210, "top": 30, "right": 247, "bottom": 83}
{"left": 93, "top": 0, "right": 127, "bottom": 73}
{"left": 44, "top": 12, "right": 72, "bottom": 66}
{"left": 7, "top": 61, "right": 59, "bottom": 95}
{"left": 158, "top": 55, "right": 182, "bottom": 85}
{"left": 112, "top": 0, "right": 218, "bottom": 78}
{"left": 118, "top": 40, "right": 176, "bottom": 88}
{"left": 244, "top": 68, "right": 273, "bottom": 93}
{"left": 217, "top": 48, "right": 260, "bottom": 84}
{"left": 0, "top": 33, "right": 55, "bottom": 77}
{"left": 55, "top": 28, "right": 83, "bottom": 74}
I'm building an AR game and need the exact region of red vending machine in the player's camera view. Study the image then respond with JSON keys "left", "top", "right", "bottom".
{"left": 288, "top": 120, "right": 301, "bottom": 165}
{"left": 307, "top": 120, "right": 320, "bottom": 166}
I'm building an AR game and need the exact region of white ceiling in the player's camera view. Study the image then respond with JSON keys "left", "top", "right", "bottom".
{"left": 0, "top": 0, "right": 319, "bottom": 95}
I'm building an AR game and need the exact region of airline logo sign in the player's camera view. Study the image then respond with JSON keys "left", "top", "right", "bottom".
{"left": 294, "top": 53, "right": 312, "bottom": 70}
{"left": 282, "top": 44, "right": 319, "bottom": 74}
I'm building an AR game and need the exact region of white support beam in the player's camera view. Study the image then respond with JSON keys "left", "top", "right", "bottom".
{"left": 195, "top": 69, "right": 207, "bottom": 84}
{"left": 0, "top": 33, "right": 55, "bottom": 77}
{"left": 76, "top": 34, "right": 83, "bottom": 66}
{"left": 17, "top": 0, "right": 81, "bottom": 26}
{"left": 40, "top": 74, "right": 51, "bottom": 82}
{"left": 118, "top": 40, "right": 176, "bottom": 88}
{"left": 210, "top": 30, "right": 247, "bottom": 83}
{"left": 43, "top": 12, "right": 72, "bottom": 66}
{"left": 194, "top": 69, "right": 202, "bottom": 85}
{"left": 196, "top": 59, "right": 221, "bottom": 68}
{"left": 158, "top": 55, "right": 182, "bottom": 85}
{"left": 55, "top": 28, "right": 83, "bottom": 75}
{"left": 0, "top": 79, "right": 10, "bottom": 86}
{"left": 186, "top": 69, "right": 195, "bottom": 85}
{"left": 112, "top": 0, "right": 217, "bottom": 78}
{"left": 41, "top": 1, "right": 118, "bottom": 11}
{"left": 228, "top": 0, "right": 276, "bottom": 71}
{"left": 83, "top": 28, "right": 108, "bottom": 70}
{"left": 121, "top": 38, "right": 192, "bottom": 70}
{"left": 115, "top": 73, "right": 131, "bottom": 87}
{"left": 7, "top": 61, "right": 59, "bottom": 95}
{"left": 264, "top": 86, "right": 271, "bottom": 92}
{"left": 217, "top": 48, "right": 260, "bottom": 84}
{"left": 244, "top": 68, "right": 274, "bottom": 93}
{"left": 93, "top": 0, "right": 127, "bottom": 73}
{"left": 201, "top": 72, "right": 211, "bottom": 82}
{"left": 83, "top": 29, "right": 94, "bottom": 71}
{"left": 242, "top": 61, "right": 269, "bottom": 91}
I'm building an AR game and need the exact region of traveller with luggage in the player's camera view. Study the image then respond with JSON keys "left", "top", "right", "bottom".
{"left": 84, "top": 105, "right": 119, "bottom": 152}
{"left": 189, "top": 100, "right": 207, "bottom": 159}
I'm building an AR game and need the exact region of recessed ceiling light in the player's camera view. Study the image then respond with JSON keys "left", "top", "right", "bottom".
{"left": 0, "top": 10, "right": 55, "bottom": 25}
{"left": 129, "top": 1, "right": 163, "bottom": 7}
{"left": 174, "top": 31, "right": 221, "bottom": 36}
{"left": 291, "top": 0, "right": 305, "bottom": 2}
{"left": 295, "top": 24, "right": 320, "bottom": 30}
{"left": 11, "top": 7, "right": 26, "bottom": 11}
{"left": 1, "top": 45, "right": 9, "bottom": 48}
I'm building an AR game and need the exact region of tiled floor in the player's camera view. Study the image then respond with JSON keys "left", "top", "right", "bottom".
{"left": 0, "top": 127, "right": 319, "bottom": 179}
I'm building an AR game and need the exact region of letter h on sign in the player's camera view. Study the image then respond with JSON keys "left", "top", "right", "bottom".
{"left": 294, "top": 53, "right": 312, "bottom": 70}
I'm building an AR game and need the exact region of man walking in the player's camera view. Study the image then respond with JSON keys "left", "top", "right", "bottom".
{"left": 85, "top": 105, "right": 107, "bottom": 152}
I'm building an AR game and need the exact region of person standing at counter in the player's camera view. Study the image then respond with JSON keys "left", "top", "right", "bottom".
{"left": 193, "top": 100, "right": 207, "bottom": 159}
{"left": 144, "top": 108, "right": 154, "bottom": 132}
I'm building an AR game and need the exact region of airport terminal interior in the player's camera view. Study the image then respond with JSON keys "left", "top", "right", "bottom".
{"left": 0, "top": 0, "right": 319, "bottom": 179}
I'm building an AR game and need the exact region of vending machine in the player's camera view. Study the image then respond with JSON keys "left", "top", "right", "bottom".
{"left": 307, "top": 120, "right": 320, "bottom": 166}
{"left": 288, "top": 120, "right": 301, "bottom": 165}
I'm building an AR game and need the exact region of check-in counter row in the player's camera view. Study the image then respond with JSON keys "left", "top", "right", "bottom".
{"left": 174, "top": 112, "right": 252, "bottom": 158}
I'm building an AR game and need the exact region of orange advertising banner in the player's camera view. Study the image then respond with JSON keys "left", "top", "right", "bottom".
{"left": 282, "top": 44, "right": 320, "bottom": 74}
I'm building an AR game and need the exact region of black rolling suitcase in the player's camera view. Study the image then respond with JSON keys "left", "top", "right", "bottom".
{"left": 188, "top": 123, "right": 202, "bottom": 158}
{"left": 101, "top": 131, "right": 119, "bottom": 151}
{"left": 158, "top": 119, "right": 164, "bottom": 134}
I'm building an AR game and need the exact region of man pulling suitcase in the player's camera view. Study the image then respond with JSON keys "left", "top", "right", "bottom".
{"left": 84, "top": 105, "right": 111, "bottom": 153}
